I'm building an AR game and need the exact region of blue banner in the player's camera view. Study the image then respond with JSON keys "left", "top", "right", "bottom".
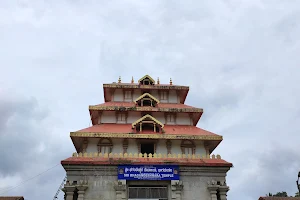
{"left": 118, "top": 165, "right": 179, "bottom": 180}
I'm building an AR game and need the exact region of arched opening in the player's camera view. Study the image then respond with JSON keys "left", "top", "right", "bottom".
{"left": 135, "top": 93, "right": 159, "bottom": 107}
{"left": 97, "top": 138, "right": 113, "bottom": 154}
{"left": 132, "top": 114, "right": 163, "bottom": 133}
{"left": 181, "top": 140, "right": 195, "bottom": 155}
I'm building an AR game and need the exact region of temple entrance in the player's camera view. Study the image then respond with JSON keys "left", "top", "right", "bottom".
{"left": 128, "top": 185, "right": 168, "bottom": 200}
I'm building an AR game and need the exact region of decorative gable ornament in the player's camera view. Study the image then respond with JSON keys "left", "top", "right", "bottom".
{"left": 138, "top": 75, "right": 155, "bottom": 85}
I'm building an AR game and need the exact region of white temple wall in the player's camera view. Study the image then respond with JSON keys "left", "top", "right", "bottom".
{"left": 86, "top": 138, "right": 98, "bottom": 153}
{"left": 100, "top": 111, "right": 116, "bottom": 123}
{"left": 152, "top": 112, "right": 165, "bottom": 124}
{"left": 171, "top": 140, "right": 206, "bottom": 155}
{"left": 132, "top": 89, "right": 141, "bottom": 100}
{"left": 127, "top": 139, "right": 138, "bottom": 153}
{"left": 100, "top": 111, "right": 192, "bottom": 125}
{"left": 112, "top": 139, "right": 123, "bottom": 153}
{"left": 150, "top": 89, "right": 159, "bottom": 99}
{"left": 113, "top": 89, "right": 123, "bottom": 101}
{"left": 86, "top": 138, "right": 206, "bottom": 155}
{"left": 86, "top": 139, "right": 125, "bottom": 154}
{"left": 127, "top": 112, "right": 141, "bottom": 123}
{"left": 172, "top": 140, "right": 183, "bottom": 155}
{"left": 64, "top": 166, "right": 229, "bottom": 200}
{"left": 194, "top": 140, "right": 207, "bottom": 155}
{"left": 168, "top": 90, "right": 178, "bottom": 103}
{"left": 176, "top": 113, "right": 192, "bottom": 125}
{"left": 111, "top": 88, "right": 180, "bottom": 104}
{"left": 155, "top": 139, "right": 168, "bottom": 154}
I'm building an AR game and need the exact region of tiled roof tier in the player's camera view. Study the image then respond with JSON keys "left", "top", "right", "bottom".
{"left": 259, "top": 198, "right": 300, "bottom": 200}
{"left": 72, "top": 124, "right": 221, "bottom": 140}
{"left": 89, "top": 102, "right": 203, "bottom": 126}
{"left": 103, "top": 83, "right": 189, "bottom": 103}
{"left": 103, "top": 83, "right": 189, "bottom": 89}
{"left": 89, "top": 102, "right": 203, "bottom": 112}
{"left": 61, "top": 154, "right": 232, "bottom": 167}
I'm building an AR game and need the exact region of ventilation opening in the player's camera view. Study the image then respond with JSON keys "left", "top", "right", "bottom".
{"left": 144, "top": 80, "right": 150, "bottom": 85}
{"left": 128, "top": 186, "right": 168, "bottom": 200}
{"left": 143, "top": 99, "right": 152, "bottom": 106}
{"left": 136, "top": 123, "right": 160, "bottom": 133}
{"left": 141, "top": 143, "right": 154, "bottom": 154}
{"left": 143, "top": 123, "right": 154, "bottom": 131}
{"left": 137, "top": 99, "right": 153, "bottom": 107}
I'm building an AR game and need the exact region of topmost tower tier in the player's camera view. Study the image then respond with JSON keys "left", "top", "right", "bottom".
{"left": 103, "top": 75, "right": 189, "bottom": 104}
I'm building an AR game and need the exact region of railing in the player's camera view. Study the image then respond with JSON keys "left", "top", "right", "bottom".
{"left": 72, "top": 152, "right": 222, "bottom": 159}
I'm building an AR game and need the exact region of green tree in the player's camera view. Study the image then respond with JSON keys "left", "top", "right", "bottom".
{"left": 274, "top": 191, "right": 288, "bottom": 197}
{"left": 295, "top": 192, "right": 300, "bottom": 197}
{"left": 267, "top": 191, "right": 288, "bottom": 197}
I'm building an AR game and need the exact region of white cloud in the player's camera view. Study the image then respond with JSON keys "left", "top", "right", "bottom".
{"left": 0, "top": 0, "right": 300, "bottom": 199}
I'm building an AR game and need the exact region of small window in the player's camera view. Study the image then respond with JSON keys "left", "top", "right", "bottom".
{"left": 100, "top": 146, "right": 111, "bottom": 153}
{"left": 160, "top": 91, "right": 168, "bottom": 100}
{"left": 125, "top": 91, "right": 132, "bottom": 99}
{"left": 182, "top": 147, "right": 193, "bottom": 155}
{"left": 98, "top": 138, "right": 113, "bottom": 154}
{"left": 166, "top": 114, "right": 175, "bottom": 123}
{"left": 117, "top": 113, "right": 126, "bottom": 122}
{"left": 141, "top": 143, "right": 155, "bottom": 154}
{"left": 136, "top": 123, "right": 160, "bottom": 133}
{"left": 181, "top": 140, "right": 195, "bottom": 155}
{"left": 143, "top": 79, "right": 150, "bottom": 85}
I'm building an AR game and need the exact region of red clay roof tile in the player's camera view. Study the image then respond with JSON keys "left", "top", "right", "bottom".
{"left": 92, "top": 102, "right": 197, "bottom": 109}
{"left": 75, "top": 124, "right": 220, "bottom": 137}
{"left": 61, "top": 157, "right": 232, "bottom": 167}
{"left": 0, "top": 197, "right": 24, "bottom": 200}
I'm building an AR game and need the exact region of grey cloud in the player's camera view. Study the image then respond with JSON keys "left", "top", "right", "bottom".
{"left": 229, "top": 145, "right": 300, "bottom": 200}
{"left": 0, "top": 92, "right": 72, "bottom": 199}
{"left": 0, "top": 94, "right": 49, "bottom": 175}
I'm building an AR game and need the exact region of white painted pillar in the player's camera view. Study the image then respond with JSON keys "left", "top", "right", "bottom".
{"left": 219, "top": 186, "right": 230, "bottom": 200}
{"left": 171, "top": 180, "right": 183, "bottom": 200}
{"left": 207, "top": 185, "right": 219, "bottom": 200}
{"left": 77, "top": 186, "right": 88, "bottom": 200}
{"left": 63, "top": 186, "right": 75, "bottom": 200}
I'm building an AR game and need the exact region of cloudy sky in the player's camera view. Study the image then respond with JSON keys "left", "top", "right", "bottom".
{"left": 1, "top": 0, "right": 300, "bottom": 199}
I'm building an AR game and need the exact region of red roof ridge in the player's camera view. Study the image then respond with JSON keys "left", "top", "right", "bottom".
{"left": 73, "top": 124, "right": 220, "bottom": 137}
{"left": 0, "top": 197, "right": 25, "bottom": 200}
{"left": 90, "top": 102, "right": 200, "bottom": 109}
{"left": 61, "top": 156, "right": 232, "bottom": 167}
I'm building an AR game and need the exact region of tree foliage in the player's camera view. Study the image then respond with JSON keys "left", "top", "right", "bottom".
{"left": 267, "top": 191, "right": 300, "bottom": 197}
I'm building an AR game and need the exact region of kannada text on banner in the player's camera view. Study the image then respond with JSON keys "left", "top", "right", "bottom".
{"left": 118, "top": 165, "right": 179, "bottom": 180}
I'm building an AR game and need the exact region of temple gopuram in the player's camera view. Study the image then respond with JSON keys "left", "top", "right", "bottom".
{"left": 61, "top": 75, "right": 232, "bottom": 200}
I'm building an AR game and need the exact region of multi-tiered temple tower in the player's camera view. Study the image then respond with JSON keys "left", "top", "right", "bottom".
{"left": 61, "top": 75, "right": 232, "bottom": 200}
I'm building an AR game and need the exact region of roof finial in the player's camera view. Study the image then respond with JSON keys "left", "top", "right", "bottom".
{"left": 118, "top": 76, "right": 121, "bottom": 83}
{"left": 157, "top": 77, "right": 160, "bottom": 85}
{"left": 131, "top": 76, "right": 134, "bottom": 83}
{"left": 170, "top": 78, "right": 172, "bottom": 85}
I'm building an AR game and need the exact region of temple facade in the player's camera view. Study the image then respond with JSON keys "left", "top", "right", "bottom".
{"left": 61, "top": 75, "right": 232, "bottom": 200}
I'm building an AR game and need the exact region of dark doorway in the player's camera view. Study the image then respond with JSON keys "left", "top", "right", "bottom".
{"left": 141, "top": 143, "right": 154, "bottom": 154}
